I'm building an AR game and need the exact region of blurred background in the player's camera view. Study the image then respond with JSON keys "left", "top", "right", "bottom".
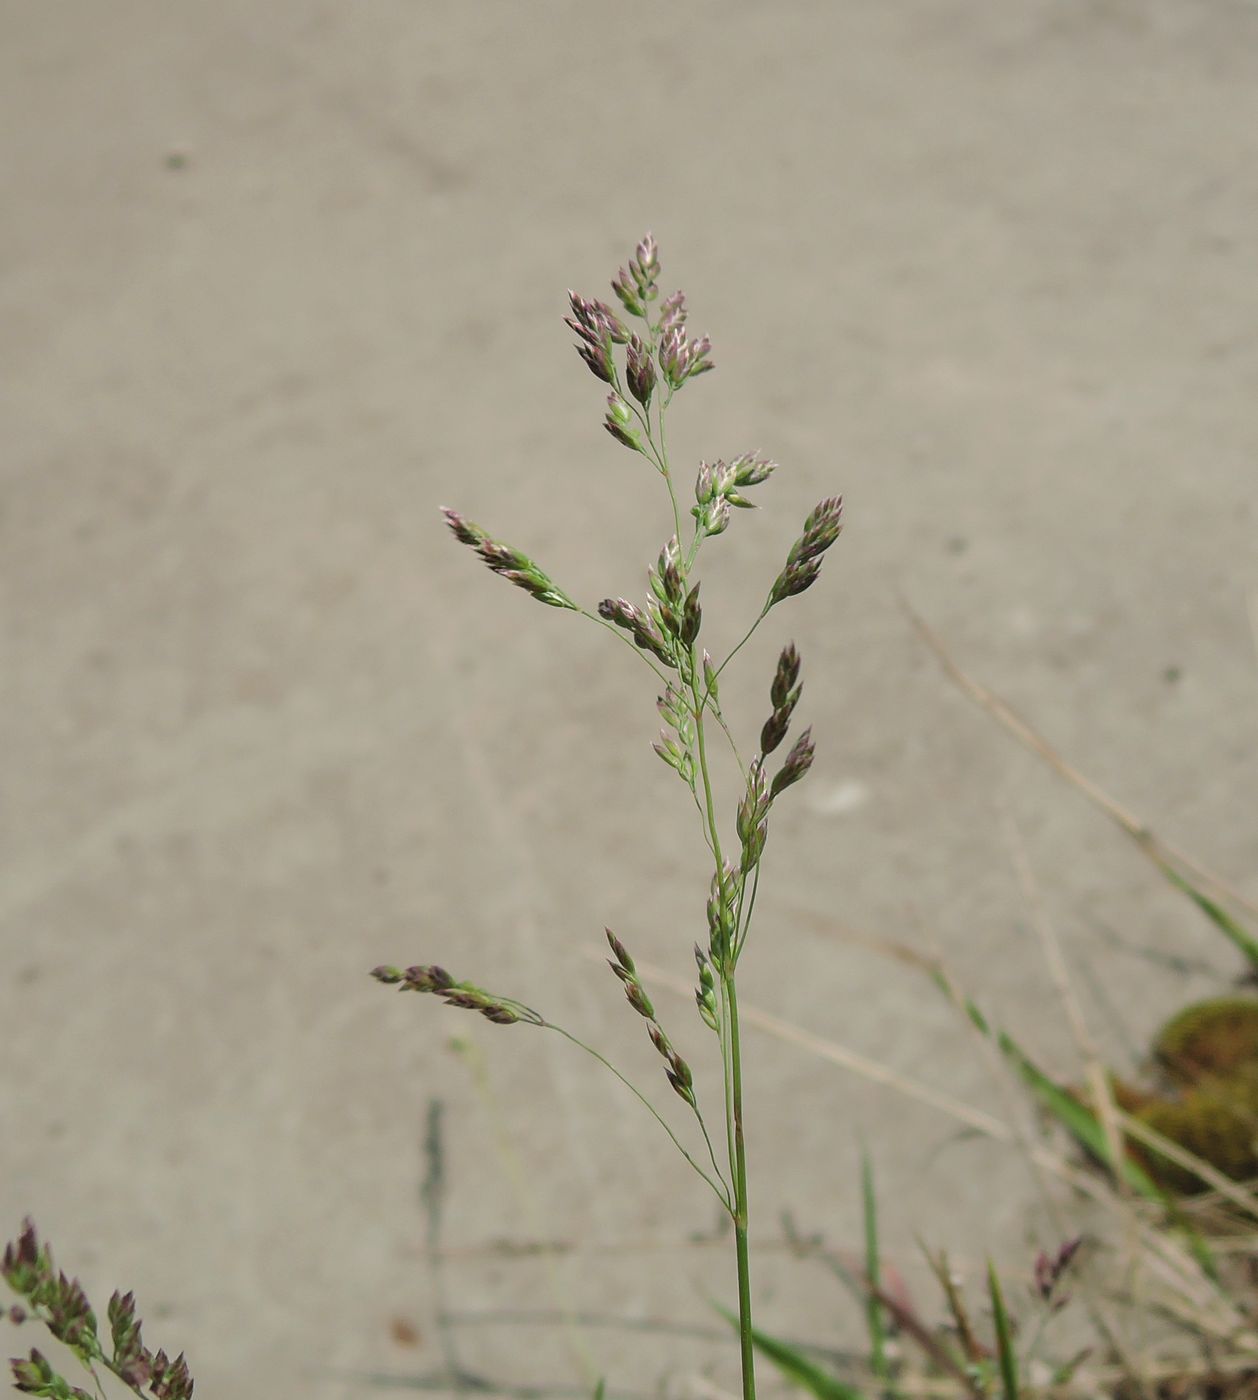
{"left": 4, "top": 3, "right": 1257, "bottom": 1395}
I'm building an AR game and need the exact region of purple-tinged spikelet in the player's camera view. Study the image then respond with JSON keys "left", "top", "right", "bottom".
{"left": 626, "top": 334, "right": 656, "bottom": 407}
{"left": 760, "top": 643, "right": 803, "bottom": 755}
{"left": 770, "top": 727, "right": 815, "bottom": 799}
{"left": 767, "top": 497, "right": 844, "bottom": 608}
{"left": 442, "top": 507, "right": 577, "bottom": 610}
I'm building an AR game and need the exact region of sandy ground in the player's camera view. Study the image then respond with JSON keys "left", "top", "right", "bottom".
{"left": 4, "top": 2, "right": 1258, "bottom": 1395}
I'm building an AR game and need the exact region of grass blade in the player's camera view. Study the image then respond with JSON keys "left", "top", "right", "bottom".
{"left": 930, "top": 951, "right": 1222, "bottom": 1281}
{"left": 1155, "top": 859, "right": 1258, "bottom": 970}
{"left": 995, "top": 1030, "right": 1220, "bottom": 1279}
{"left": 929, "top": 966, "right": 1161, "bottom": 1198}
{"left": 714, "top": 1303, "right": 867, "bottom": 1400}
{"left": 993, "top": 1029, "right": 1161, "bottom": 1202}
{"left": 860, "top": 1148, "right": 892, "bottom": 1394}
{"left": 986, "top": 1261, "right": 1019, "bottom": 1400}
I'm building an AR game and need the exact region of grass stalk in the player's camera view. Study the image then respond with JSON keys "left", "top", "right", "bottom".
{"left": 374, "top": 236, "right": 845, "bottom": 1398}
{"left": 726, "top": 975, "right": 757, "bottom": 1400}
{"left": 861, "top": 1149, "right": 894, "bottom": 1398}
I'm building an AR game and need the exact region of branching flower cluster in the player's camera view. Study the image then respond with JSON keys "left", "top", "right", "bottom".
{"left": 378, "top": 233, "right": 845, "bottom": 1400}
{"left": 3, "top": 1220, "right": 193, "bottom": 1400}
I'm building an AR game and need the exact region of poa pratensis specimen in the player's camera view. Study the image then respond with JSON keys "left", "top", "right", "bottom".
{"left": 373, "top": 233, "right": 842, "bottom": 1399}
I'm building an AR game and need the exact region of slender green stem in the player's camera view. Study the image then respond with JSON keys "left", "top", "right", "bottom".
{"left": 690, "top": 680, "right": 725, "bottom": 872}
{"left": 712, "top": 607, "right": 770, "bottom": 692}
{"left": 658, "top": 450, "right": 686, "bottom": 560}
{"left": 717, "top": 971, "right": 737, "bottom": 1214}
{"left": 726, "top": 974, "right": 757, "bottom": 1400}
{"left": 650, "top": 359, "right": 755, "bottom": 1400}
{"left": 544, "top": 1023, "right": 732, "bottom": 1212}
{"left": 733, "top": 861, "right": 762, "bottom": 964}
{"left": 1020, "top": 1307, "right": 1052, "bottom": 1373}
{"left": 695, "top": 1101, "right": 734, "bottom": 1205}
{"left": 687, "top": 651, "right": 756, "bottom": 1400}
{"left": 581, "top": 606, "right": 671, "bottom": 683}
{"left": 691, "top": 785, "right": 717, "bottom": 853}
{"left": 710, "top": 699, "right": 747, "bottom": 773}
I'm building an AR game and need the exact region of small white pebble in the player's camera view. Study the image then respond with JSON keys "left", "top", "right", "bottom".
{"left": 806, "top": 779, "right": 869, "bottom": 816}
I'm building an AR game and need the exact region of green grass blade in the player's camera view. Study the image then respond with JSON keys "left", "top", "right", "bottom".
{"left": 986, "top": 1261, "right": 1019, "bottom": 1400}
{"left": 930, "top": 970, "right": 991, "bottom": 1035}
{"left": 993, "top": 1030, "right": 1161, "bottom": 1201}
{"left": 1155, "top": 860, "right": 1258, "bottom": 970}
{"left": 929, "top": 964, "right": 1219, "bottom": 1277}
{"left": 714, "top": 1302, "right": 867, "bottom": 1400}
{"left": 994, "top": 1030, "right": 1219, "bottom": 1278}
{"left": 930, "top": 968, "right": 1163, "bottom": 1200}
{"left": 860, "top": 1148, "right": 891, "bottom": 1392}
{"left": 1051, "top": 1349, "right": 1092, "bottom": 1386}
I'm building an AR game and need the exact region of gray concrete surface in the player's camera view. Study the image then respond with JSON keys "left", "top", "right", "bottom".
{"left": 4, "top": 3, "right": 1258, "bottom": 1395}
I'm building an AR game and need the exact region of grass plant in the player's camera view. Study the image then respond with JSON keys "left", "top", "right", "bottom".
{"left": 372, "top": 232, "right": 844, "bottom": 1400}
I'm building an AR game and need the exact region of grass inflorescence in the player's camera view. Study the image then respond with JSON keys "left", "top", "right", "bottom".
{"left": 374, "top": 231, "right": 845, "bottom": 1400}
